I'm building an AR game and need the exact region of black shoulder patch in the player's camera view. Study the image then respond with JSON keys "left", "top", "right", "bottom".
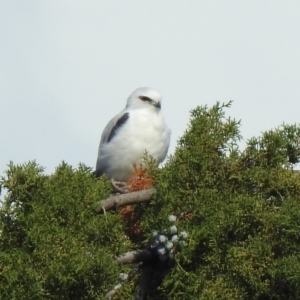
{"left": 107, "top": 112, "right": 130, "bottom": 143}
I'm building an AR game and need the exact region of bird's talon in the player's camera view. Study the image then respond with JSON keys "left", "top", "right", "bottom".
{"left": 111, "top": 180, "right": 130, "bottom": 194}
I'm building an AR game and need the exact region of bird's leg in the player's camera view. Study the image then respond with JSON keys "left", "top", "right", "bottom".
{"left": 111, "top": 179, "right": 130, "bottom": 194}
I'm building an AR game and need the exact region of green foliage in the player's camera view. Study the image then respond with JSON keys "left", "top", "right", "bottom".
{"left": 0, "top": 162, "right": 132, "bottom": 299}
{"left": 137, "top": 102, "right": 300, "bottom": 299}
{"left": 1, "top": 101, "right": 300, "bottom": 299}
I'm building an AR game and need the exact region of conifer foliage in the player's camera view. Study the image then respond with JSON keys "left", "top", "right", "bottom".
{"left": 1, "top": 102, "right": 300, "bottom": 299}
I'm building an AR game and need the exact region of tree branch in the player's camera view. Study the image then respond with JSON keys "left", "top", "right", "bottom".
{"left": 95, "top": 188, "right": 156, "bottom": 213}
{"left": 100, "top": 188, "right": 157, "bottom": 299}
{"left": 105, "top": 283, "right": 122, "bottom": 298}
{"left": 116, "top": 249, "right": 152, "bottom": 264}
{"left": 105, "top": 250, "right": 153, "bottom": 299}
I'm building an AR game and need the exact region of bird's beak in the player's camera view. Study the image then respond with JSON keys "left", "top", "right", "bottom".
{"left": 154, "top": 102, "right": 161, "bottom": 109}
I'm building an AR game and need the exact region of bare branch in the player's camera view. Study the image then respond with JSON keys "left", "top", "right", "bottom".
{"left": 100, "top": 188, "right": 156, "bottom": 298}
{"left": 105, "top": 250, "right": 153, "bottom": 299}
{"left": 105, "top": 283, "right": 122, "bottom": 298}
{"left": 116, "top": 249, "right": 152, "bottom": 264}
{"left": 95, "top": 188, "right": 156, "bottom": 213}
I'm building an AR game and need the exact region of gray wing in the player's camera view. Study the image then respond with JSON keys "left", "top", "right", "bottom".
{"left": 94, "top": 111, "right": 130, "bottom": 177}
{"left": 100, "top": 111, "right": 130, "bottom": 145}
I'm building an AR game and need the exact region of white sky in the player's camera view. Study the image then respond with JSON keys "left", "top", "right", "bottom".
{"left": 1, "top": 1, "right": 300, "bottom": 177}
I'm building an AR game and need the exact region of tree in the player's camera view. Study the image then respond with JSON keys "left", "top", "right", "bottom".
{"left": 1, "top": 102, "right": 300, "bottom": 299}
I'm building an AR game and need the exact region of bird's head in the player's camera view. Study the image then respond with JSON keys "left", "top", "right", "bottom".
{"left": 126, "top": 87, "right": 162, "bottom": 110}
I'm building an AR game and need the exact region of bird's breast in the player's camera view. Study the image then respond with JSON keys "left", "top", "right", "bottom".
{"left": 107, "top": 110, "right": 170, "bottom": 161}
{"left": 97, "top": 109, "right": 170, "bottom": 181}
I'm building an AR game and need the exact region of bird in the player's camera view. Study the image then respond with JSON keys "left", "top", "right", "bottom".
{"left": 95, "top": 87, "right": 171, "bottom": 182}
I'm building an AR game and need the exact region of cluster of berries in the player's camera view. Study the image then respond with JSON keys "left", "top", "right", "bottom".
{"left": 149, "top": 215, "right": 188, "bottom": 261}
{"left": 118, "top": 215, "right": 188, "bottom": 283}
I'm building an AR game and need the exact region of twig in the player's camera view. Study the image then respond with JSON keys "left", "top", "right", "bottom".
{"left": 95, "top": 188, "right": 156, "bottom": 213}
{"left": 175, "top": 258, "right": 189, "bottom": 275}
{"left": 274, "top": 188, "right": 284, "bottom": 201}
{"left": 105, "top": 283, "right": 122, "bottom": 298}
{"left": 105, "top": 250, "right": 153, "bottom": 299}
{"left": 116, "top": 249, "right": 152, "bottom": 264}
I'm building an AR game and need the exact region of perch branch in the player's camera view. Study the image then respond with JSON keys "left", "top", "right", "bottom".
{"left": 96, "top": 188, "right": 156, "bottom": 213}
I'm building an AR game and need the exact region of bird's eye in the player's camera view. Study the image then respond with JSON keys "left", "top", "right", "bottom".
{"left": 139, "top": 96, "right": 152, "bottom": 102}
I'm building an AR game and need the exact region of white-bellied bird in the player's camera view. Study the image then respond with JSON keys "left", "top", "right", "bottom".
{"left": 95, "top": 87, "right": 171, "bottom": 182}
